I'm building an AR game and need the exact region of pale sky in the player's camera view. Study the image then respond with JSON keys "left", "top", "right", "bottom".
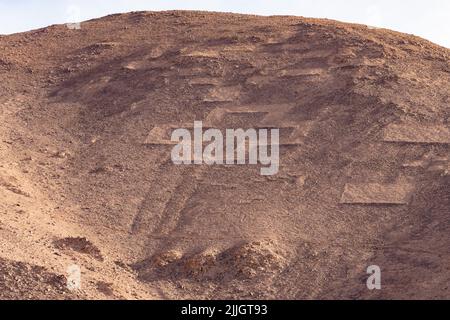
{"left": 0, "top": 0, "right": 449, "bottom": 48}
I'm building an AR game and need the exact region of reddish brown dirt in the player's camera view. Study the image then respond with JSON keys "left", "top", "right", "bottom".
{"left": 0, "top": 11, "right": 449, "bottom": 300}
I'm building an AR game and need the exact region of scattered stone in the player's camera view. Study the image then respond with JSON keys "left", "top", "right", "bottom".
{"left": 54, "top": 237, "right": 103, "bottom": 261}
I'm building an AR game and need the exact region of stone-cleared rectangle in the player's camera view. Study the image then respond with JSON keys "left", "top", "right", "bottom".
{"left": 340, "top": 183, "right": 414, "bottom": 205}
{"left": 383, "top": 124, "right": 450, "bottom": 144}
{"left": 144, "top": 126, "right": 176, "bottom": 145}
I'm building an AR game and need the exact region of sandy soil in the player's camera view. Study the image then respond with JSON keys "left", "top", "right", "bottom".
{"left": 0, "top": 11, "right": 449, "bottom": 300}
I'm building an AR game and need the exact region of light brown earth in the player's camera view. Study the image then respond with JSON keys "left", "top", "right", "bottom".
{"left": 0, "top": 11, "right": 449, "bottom": 300}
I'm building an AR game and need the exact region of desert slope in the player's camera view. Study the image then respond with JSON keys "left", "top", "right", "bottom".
{"left": 0, "top": 11, "right": 449, "bottom": 299}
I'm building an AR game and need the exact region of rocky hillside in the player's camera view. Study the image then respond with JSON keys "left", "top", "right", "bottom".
{"left": 0, "top": 11, "right": 449, "bottom": 299}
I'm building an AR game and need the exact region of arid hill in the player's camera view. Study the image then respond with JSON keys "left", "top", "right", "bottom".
{"left": 0, "top": 11, "right": 449, "bottom": 300}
